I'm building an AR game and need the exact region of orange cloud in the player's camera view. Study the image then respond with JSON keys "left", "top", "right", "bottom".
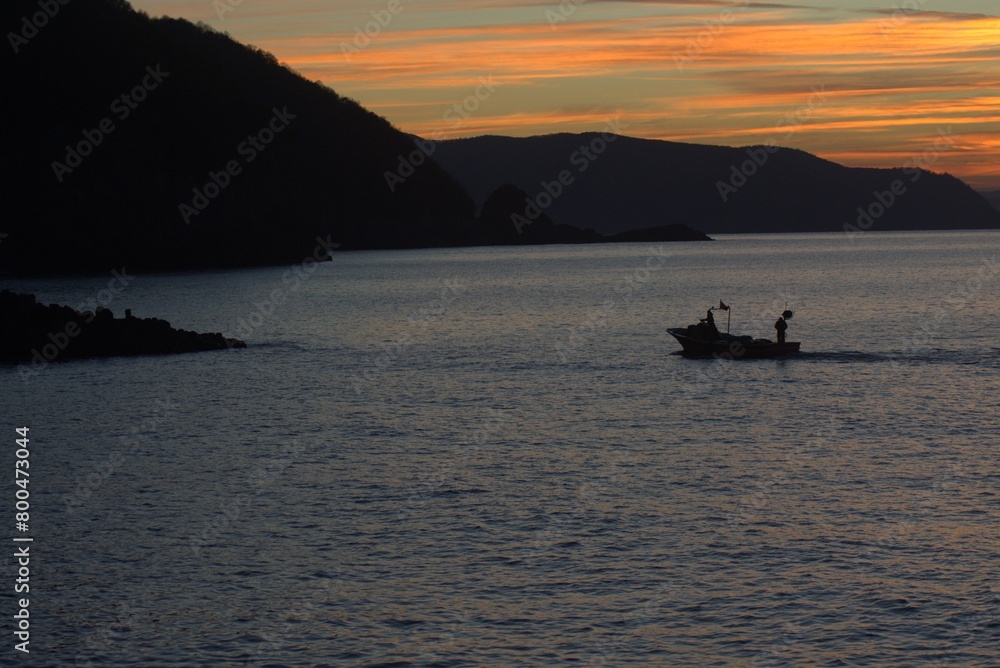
{"left": 247, "top": 9, "right": 1000, "bottom": 188}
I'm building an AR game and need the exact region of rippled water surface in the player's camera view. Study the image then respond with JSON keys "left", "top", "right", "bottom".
{"left": 4, "top": 231, "right": 1000, "bottom": 666}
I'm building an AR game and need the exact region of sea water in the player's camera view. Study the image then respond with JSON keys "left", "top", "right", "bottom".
{"left": 3, "top": 230, "right": 999, "bottom": 666}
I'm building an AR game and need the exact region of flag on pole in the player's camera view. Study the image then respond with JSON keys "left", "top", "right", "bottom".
{"left": 718, "top": 301, "right": 730, "bottom": 311}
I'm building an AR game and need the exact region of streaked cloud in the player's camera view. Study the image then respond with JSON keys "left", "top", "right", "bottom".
{"left": 130, "top": 0, "right": 1000, "bottom": 189}
{"left": 863, "top": 9, "right": 991, "bottom": 20}
{"left": 596, "top": 0, "right": 826, "bottom": 7}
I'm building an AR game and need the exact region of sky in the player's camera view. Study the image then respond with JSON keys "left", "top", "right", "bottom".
{"left": 130, "top": 0, "right": 1000, "bottom": 190}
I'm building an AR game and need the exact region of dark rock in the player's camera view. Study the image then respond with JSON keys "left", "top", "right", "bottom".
{"left": 0, "top": 291, "right": 245, "bottom": 364}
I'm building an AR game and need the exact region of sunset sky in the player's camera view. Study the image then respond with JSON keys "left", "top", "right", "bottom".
{"left": 132, "top": 0, "right": 999, "bottom": 189}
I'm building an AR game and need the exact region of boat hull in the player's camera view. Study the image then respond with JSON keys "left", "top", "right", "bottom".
{"left": 667, "top": 328, "right": 800, "bottom": 359}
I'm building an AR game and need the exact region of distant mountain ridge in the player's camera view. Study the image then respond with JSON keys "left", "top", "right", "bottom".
{"left": 432, "top": 134, "right": 1000, "bottom": 235}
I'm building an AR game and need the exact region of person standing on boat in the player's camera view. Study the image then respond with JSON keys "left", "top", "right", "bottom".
{"left": 704, "top": 309, "right": 721, "bottom": 339}
{"left": 774, "top": 316, "right": 788, "bottom": 343}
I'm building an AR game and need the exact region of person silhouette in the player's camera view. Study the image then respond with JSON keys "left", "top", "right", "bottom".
{"left": 704, "top": 309, "right": 720, "bottom": 339}
{"left": 774, "top": 316, "right": 788, "bottom": 343}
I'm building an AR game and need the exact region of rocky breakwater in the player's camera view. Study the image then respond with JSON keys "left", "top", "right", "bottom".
{"left": 0, "top": 291, "right": 245, "bottom": 371}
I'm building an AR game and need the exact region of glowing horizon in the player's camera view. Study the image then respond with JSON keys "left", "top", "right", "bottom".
{"left": 132, "top": 0, "right": 1000, "bottom": 190}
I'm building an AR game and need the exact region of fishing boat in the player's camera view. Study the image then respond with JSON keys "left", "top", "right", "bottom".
{"left": 667, "top": 303, "right": 800, "bottom": 359}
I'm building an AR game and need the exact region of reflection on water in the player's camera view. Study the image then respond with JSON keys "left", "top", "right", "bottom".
{"left": 3, "top": 231, "right": 1000, "bottom": 666}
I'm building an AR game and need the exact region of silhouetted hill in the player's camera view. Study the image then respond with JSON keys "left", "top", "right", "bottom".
{"left": 982, "top": 191, "right": 1000, "bottom": 213}
{"left": 432, "top": 134, "right": 1000, "bottom": 235}
{"left": 1, "top": 0, "right": 475, "bottom": 273}
{"left": 476, "top": 184, "right": 602, "bottom": 244}
{"left": 471, "top": 184, "right": 710, "bottom": 245}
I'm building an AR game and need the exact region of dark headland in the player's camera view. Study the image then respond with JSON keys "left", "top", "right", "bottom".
{"left": 0, "top": 291, "right": 245, "bottom": 368}
{"left": 1, "top": 0, "right": 996, "bottom": 277}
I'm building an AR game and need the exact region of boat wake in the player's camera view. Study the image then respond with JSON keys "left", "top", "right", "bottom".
{"left": 793, "top": 351, "right": 892, "bottom": 363}
{"left": 671, "top": 349, "right": 999, "bottom": 367}
{"left": 793, "top": 349, "right": 999, "bottom": 367}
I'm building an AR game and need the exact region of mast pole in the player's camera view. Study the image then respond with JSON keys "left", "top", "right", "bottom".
{"left": 727, "top": 307, "right": 731, "bottom": 334}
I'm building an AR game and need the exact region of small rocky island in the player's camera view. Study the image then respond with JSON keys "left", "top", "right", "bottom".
{"left": 0, "top": 291, "right": 245, "bottom": 368}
